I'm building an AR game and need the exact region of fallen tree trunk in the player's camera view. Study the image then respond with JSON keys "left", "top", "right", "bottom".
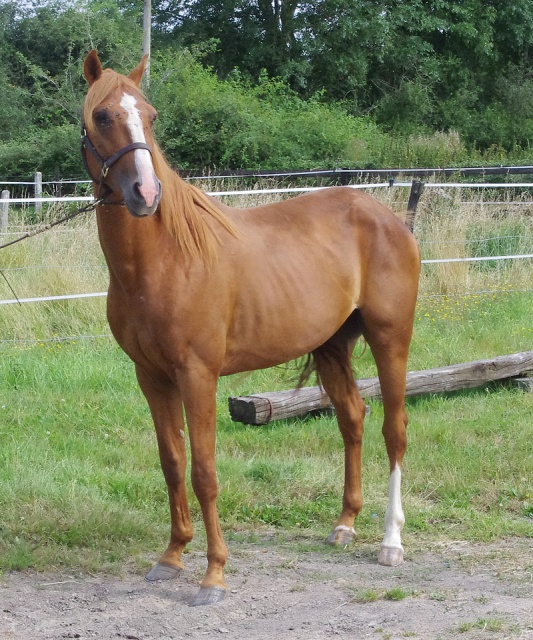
{"left": 228, "top": 351, "right": 533, "bottom": 425}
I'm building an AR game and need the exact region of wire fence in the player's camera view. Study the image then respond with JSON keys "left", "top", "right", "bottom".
{"left": 1, "top": 180, "right": 532, "bottom": 342}
{"left": 3, "top": 163, "right": 533, "bottom": 186}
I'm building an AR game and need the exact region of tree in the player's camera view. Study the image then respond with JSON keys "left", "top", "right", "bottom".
{"left": 152, "top": 0, "right": 533, "bottom": 149}
{"left": 0, "top": 0, "right": 144, "bottom": 176}
{"left": 155, "top": 0, "right": 303, "bottom": 81}
{"left": 0, "top": 0, "right": 532, "bottom": 176}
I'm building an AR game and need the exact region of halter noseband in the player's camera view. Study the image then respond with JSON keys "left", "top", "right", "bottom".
{"left": 81, "top": 124, "right": 154, "bottom": 203}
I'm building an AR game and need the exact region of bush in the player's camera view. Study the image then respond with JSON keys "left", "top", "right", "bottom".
{"left": 149, "top": 50, "right": 386, "bottom": 170}
{"left": 375, "top": 131, "right": 470, "bottom": 168}
{"left": 2, "top": 48, "right": 532, "bottom": 180}
{"left": 0, "top": 125, "right": 83, "bottom": 180}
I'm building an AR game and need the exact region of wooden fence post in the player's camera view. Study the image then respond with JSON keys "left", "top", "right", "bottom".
{"left": 406, "top": 180, "right": 424, "bottom": 232}
{"left": 34, "top": 171, "right": 42, "bottom": 214}
{"left": 1, "top": 189, "right": 9, "bottom": 231}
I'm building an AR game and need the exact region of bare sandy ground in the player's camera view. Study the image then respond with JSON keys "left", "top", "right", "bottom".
{"left": 1, "top": 538, "right": 532, "bottom": 640}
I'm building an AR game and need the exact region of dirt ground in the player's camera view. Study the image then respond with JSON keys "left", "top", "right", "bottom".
{"left": 1, "top": 538, "right": 532, "bottom": 640}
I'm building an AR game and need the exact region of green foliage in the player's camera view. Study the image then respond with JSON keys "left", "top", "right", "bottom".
{"left": 466, "top": 219, "right": 533, "bottom": 272}
{"left": 0, "top": 0, "right": 144, "bottom": 178}
{"left": 162, "top": 0, "right": 533, "bottom": 154}
{"left": 149, "top": 49, "right": 385, "bottom": 170}
{"left": 0, "top": 72, "right": 31, "bottom": 142}
{"left": 0, "top": 1, "right": 533, "bottom": 176}
{"left": 0, "top": 125, "right": 83, "bottom": 178}
{"left": 458, "top": 618, "right": 505, "bottom": 633}
{"left": 384, "top": 588, "right": 410, "bottom": 601}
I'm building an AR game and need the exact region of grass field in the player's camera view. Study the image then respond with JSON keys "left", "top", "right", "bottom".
{"left": 0, "top": 185, "right": 531, "bottom": 575}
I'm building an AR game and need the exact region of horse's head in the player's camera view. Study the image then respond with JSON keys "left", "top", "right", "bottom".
{"left": 82, "top": 50, "right": 162, "bottom": 217}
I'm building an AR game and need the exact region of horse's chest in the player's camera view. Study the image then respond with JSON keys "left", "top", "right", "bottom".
{"left": 107, "top": 290, "right": 188, "bottom": 366}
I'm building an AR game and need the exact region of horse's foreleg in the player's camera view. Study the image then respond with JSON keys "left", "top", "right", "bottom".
{"left": 314, "top": 342, "right": 367, "bottom": 547}
{"left": 178, "top": 364, "right": 228, "bottom": 606}
{"left": 135, "top": 366, "right": 193, "bottom": 581}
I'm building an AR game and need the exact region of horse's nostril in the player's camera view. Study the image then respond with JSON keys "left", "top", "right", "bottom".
{"left": 124, "top": 178, "right": 160, "bottom": 216}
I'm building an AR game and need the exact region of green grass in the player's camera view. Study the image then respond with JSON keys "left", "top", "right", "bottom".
{"left": 0, "top": 332, "right": 531, "bottom": 574}
{"left": 458, "top": 618, "right": 505, "bottom": 633}
{"left": 0, "top": 190, "right": 532, "bottom": 575}
{"left": 351, "top": 587, "right": 411, "bottom": 603}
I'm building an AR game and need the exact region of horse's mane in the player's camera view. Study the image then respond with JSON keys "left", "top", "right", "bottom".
{"left": 151, "top": 144, "right": 238, "bottom": 262}
{"left": 84, "top": 69, "right": 238, "bottom": 262}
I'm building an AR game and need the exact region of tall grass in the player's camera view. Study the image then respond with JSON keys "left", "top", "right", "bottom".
{"left": 414, "top": 188, "right": 533, "bottom": 297}
{"left": 0, "top": 186, "right": 531, "bottom": 574}
{"left": 0, "top": 209, "right": 108, "bottom": 341}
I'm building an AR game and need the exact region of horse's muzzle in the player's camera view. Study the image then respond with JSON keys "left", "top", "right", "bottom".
{"left": 124, "top": 177, "right": 162, "bottom": 217}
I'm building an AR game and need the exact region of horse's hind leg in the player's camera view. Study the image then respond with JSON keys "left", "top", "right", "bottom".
{"left": 361, "top": 313, "right": 415, "bottom": 566}
{"left": 135, "top": 366, "right": 194, "bottom": 581}
{"left": 313, "top": 324, "right": 367, "bottom": 547}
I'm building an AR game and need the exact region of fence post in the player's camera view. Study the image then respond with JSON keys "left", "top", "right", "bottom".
{"left": 1, "top": 189, "right": 9, "bottom": 231}
{"left": 406, "top": 180, "right": 424, "bottom": 232}
{"left": 54, "top": 166, "right": 62, "bottom": 197}
{"left": 35, "top": 171, "right": 42, "bottom": 214}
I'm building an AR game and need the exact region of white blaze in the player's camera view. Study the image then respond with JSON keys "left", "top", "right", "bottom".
{"left": 120, "top": 93, "right": 159, "bottom": 207}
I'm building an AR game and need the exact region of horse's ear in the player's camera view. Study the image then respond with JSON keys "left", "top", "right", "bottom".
{"left": 84, "top": 50, "right": 103, "bottom": 85}
{"left": 128, "top": 54, "right": 149, "bottom": 87}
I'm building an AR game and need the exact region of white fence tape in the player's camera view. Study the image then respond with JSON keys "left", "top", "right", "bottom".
{"left": 422, "top": 254, "right": 533, "bottom": 264}
{"left": 1, "top": 196, "right": 94, "bottom": 204}
{"left": 209, "top": 183, "right": 393, "bottom": 196}
{"left": 1, "top": 254, "right": 532, "bottom": 305}
{"left": 0, "top": 292, "right": 107, "bottom": 305}
{"left": 1, "top": 182, "right": 532, "bottom": 306}
{"left": 2, "top": 181, "right": 533, "bottom": 203}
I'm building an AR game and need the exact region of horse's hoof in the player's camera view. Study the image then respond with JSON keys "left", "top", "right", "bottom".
{"left": 378, "top": 545, "right": 404, "bottom": 566}
{"left": 326, "top": 525, "right": 356, "bottom": 547}
{"left": 145, "top": 562, "right": 182, "bottom": 582}
{"left": 190, "top": 586, "right": 226, "bottom": 607}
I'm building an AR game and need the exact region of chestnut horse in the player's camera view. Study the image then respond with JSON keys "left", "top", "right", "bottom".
{"left": 82, "top": 51, "right": 420, "bottom": 606}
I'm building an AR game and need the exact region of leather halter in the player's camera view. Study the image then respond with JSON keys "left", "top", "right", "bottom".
{"left": 80, "top": 124, "right": 153, "bottom": 202}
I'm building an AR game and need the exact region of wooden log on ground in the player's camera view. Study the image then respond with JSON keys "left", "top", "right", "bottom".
{"left": 228, "top": 351, "right": 533, "bottom": 425}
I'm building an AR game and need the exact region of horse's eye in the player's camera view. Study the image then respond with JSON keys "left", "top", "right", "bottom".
{"left": 94, "top": 109, "right": 110, "bottom": 127}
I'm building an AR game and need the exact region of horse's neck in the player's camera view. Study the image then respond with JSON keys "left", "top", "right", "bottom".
{"left": 96, "top": 205, "right": 163, "bottom": 284}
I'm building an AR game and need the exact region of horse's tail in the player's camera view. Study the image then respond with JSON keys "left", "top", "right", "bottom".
{"left": 296, "top": 337, "right": 366, "bottom": 390}
{"left": 296, "top": 353, "right": 317, "bottom": 389}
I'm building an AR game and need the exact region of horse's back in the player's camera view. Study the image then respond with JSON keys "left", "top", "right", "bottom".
{"left": 229, "top": 187, "right": 412, "bottom": 248}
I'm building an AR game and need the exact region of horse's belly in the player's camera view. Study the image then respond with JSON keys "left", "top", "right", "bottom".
{"left": 221, "top": 289, "right": 356, "bottom": 374}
